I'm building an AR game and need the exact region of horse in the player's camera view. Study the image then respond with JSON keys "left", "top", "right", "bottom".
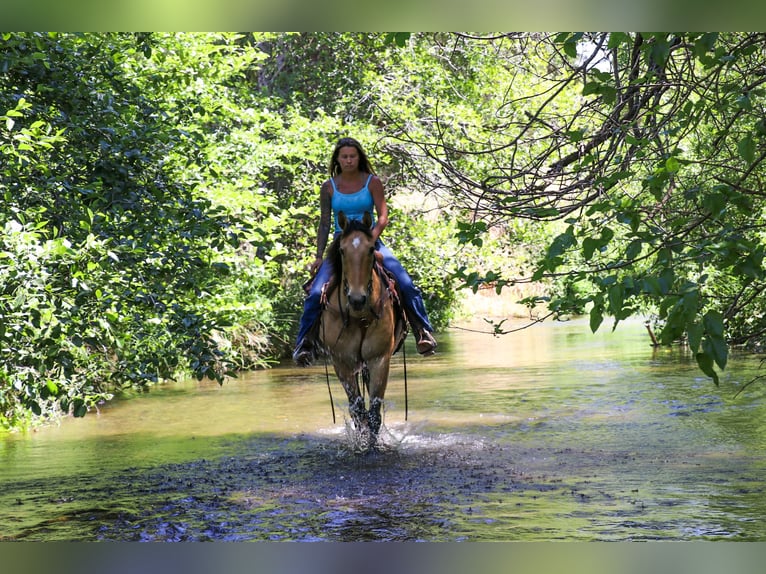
{"left": 317, "top": 210, "right": 406, "bottom": 450}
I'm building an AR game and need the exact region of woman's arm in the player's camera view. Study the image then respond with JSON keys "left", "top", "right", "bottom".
{"left": 369, "top": 175, "right": 388, "bottom": 244}
{"left": 310, "top": 180, "right": 333, "bottom": 275}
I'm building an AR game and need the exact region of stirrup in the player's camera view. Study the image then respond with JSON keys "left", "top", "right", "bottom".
{"left": 293, "top": 340, "right": 316, "bottom": 367}
{"left": 416, "top": 330, "right": 437, "bottom": 356}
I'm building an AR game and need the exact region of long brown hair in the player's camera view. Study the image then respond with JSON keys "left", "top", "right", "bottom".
{"left": 329, "top": 137, "right": 375, "bottom": 176}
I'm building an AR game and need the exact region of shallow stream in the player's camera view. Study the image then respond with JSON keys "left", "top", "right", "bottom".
{"left": 2, "top": 318, "right": 765, "bottom": 541}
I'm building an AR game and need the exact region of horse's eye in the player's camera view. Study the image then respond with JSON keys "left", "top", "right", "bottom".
{"left": 368, "top": 246, "right": 375, "bottom": 255}
{"left": 339, "top": 247, "right": 345, "bottom": 256}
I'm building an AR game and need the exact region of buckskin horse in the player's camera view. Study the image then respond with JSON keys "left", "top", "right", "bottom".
{"left": 317, "top": 211, "right": 406, "bottom": 450}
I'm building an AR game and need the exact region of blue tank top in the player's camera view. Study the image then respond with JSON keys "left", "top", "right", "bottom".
{"left": 331, "top": 174, "right": 376, "bottom": 233}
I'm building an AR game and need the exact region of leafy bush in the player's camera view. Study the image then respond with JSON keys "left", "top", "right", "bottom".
{"left": 0, "top": 33, "right": 255, "bottom": 430}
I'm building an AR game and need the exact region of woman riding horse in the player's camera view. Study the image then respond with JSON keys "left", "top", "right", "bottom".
{"left": 293, "top": 136, "right": 437, "bottom": 366}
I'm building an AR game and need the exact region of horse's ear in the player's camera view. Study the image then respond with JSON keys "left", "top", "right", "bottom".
{"left": 362, "top": 211, "right": 372, "bottom": 229}
{"left": 338, "top": 211, "right": 348, "bottom": 231}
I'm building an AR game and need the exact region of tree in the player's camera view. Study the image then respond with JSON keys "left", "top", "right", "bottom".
{"left": 0, "top": 32, "right": 469, "bottom": 430}
{"left": 0, "top": 33, "right": 257, "bottom": 428}
{"left": 391, "top": 32, "right": 766, "bottom": 384}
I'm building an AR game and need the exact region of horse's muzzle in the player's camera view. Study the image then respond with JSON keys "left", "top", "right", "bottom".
{"left": 348, "top": 293, "right": 368, "bottom": 311}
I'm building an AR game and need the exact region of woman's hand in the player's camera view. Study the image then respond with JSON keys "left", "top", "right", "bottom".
{"left": 309, "top": 257, "right": 323, "bottom": 276}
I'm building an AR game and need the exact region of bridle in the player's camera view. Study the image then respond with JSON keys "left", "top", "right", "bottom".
{"left": 336, "top": 233, "right": 381, "bottom": 327}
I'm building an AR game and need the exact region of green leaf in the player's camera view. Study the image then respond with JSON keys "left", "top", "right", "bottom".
{"left": 608, "top": 283, "right": 624, "bottom": 316}
{"left": 547, "top": 227, "right": 576, "bottom": 259}
{"left": 582, "top": 82, "right": 617, "bottom": 105}
{"left": 73, "top": 399, "right": 88, "bottom": 417}
{"left": 702, "top": 191, "right": 727, "bottom": 218}
{"left": 385, "top": 33, "right": 411, "bottom": 47}
{"left": 649, "top": 39, "right": 670, "bottom": 67}
{"left": 703, "top": 310, "right": 724, "bottom": 338}
{"left": 555, "top": 33, "right": 582, "bottom": 59}
{"left": 590, "top": 305, "right": 604, "bottom": 333}
{"left": 693, "top": 32, "right": 718, "bottom": 59}
{"left": 738, "top": 134, "right": 755, "bottom": 164}
{"left": 700, "top": 312, "right": 728, "bottom": 370}
{"left": 625, "top": 239, "right": 643, "bottom": 260}
{"left": 665, "top": 156, "right": 681, "bottom": 173}
{"left": 643, "top": 171, "right": 669, "bottom": 200}
{"left": 687, "top": 321, "right": 703, "bottom": 353}
{"left": 659, "top": 295, "right": 679, "bottom": 321}
{"left": 582, "top": 81, "right": 601, "bottom": 96}
{"left": 582, "top": 237, "right": 599, "bottom": 261}
{"left": 735, "top": 251, "right": 764, "bottom": 280}
{"left": 607, "top": 32, "right": 630, "bottom": 49}
{"left": 710, "top": 336, "right": 729, "bottom": 371}
{"left": 455, "top": 220, "right": 487, "bottom": 247}
{"left": 736, "top": 94, "right": 752, "bottom": 110}
{"left": 696, "top": 351, "right": 720, "bottom": 386}
{"left": 566, "top": 129, "right": 585, "bottom": 142}
{"left": 642, "top": 275, "right": 661, "bottom": 296}
{"left": 531, "top": 266, "right": 546, "bottom": 282}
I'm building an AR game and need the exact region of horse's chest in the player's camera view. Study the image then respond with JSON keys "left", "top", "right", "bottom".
{"left": 323, "top": 316, "right": 388, "bottom": 360}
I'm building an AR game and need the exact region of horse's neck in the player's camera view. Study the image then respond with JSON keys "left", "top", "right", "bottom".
{"left": 371, "top": 262, "right": 385, "bottom": 293}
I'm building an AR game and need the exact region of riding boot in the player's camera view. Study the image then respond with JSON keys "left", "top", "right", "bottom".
{"left": 415, "top": 329, "right": 437, "bottom": 356}
{"left": 292, "top": 337, "right": 316, "bottom": 367}
{"left": 408, "top": 317, "right": 437, "bottom": 356}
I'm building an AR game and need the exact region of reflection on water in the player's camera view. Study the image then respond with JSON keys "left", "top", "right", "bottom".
{"left": 1, "top": 318, "right": 765, "bottom": 541}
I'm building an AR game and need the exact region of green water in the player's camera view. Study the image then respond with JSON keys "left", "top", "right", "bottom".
{"left": 1, "top": 318, "right": 765, "bottom": 540}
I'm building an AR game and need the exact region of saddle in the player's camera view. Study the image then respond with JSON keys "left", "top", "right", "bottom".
{"left": 303, "top": 259, "right": 409, "bottom": 354}
{"left": 372, "top": 262, "right": 409, "bottom": 354}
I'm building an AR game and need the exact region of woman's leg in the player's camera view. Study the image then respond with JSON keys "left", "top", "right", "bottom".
{"left": 293, "top": 259, "right": 334, "bottom": 365}
{"left": 376, "top": 241, "right": 437, "bottom": 355}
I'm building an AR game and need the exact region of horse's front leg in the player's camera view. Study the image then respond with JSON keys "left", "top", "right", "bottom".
{"left": 334, "top": 365, "right": 368, "bottom": 433}
{"left": 364, "top": 356, "right": 391, "bottom": 443}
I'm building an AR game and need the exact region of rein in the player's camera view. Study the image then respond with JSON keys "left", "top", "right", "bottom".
{"left": 323, "top": 263, "right": 387, "bottom": 333}
{"left": 319, "top": 258, "right": 409, "bottom": 423}
{"left": 320, "top": 317, "right": 336, "bottom": 424}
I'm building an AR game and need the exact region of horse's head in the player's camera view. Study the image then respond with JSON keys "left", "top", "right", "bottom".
{"left": 337, "top": 211, "right": 375, "bottom": 312}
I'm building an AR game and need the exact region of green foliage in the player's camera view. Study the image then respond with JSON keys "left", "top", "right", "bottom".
{"left": 9, "top": 31, "right": 766, "bottom": 429}
{"left": 385, "top": 204, "right": 460, "bottom": 330}
{"left": 0, "top": 32, "right": 469, "bottom": 431}
{"left": 397, "top": 32, "right": 766, "bottom": 385}
{"left": 1, "top": 33, "right": 256, "bottom": 429}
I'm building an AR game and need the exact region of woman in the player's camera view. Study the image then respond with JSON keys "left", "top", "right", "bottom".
{"left": 293, "top": 137, "right": 437, "bottom": 366}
